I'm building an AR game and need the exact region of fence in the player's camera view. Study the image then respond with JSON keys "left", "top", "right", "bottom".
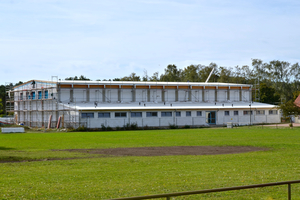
{"left": 109, "top": 180, "right": 300, "bottom": 200}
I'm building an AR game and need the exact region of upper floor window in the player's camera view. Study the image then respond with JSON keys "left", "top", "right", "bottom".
{"left": 234, "top": 111, "right": 239, "bottom": 116}
{"left": 224, "top": 111, "right": 230, "bottom": 116}
{"left": 38, "top": 91, "right": 42, "bottom": 99}
{"left": 44, "top": 90, "right": 48, "bottom": 99}
{"left": 176, "top": 111, "right": 181, "bottom": 117}
{"left": 197, "top": 111, "right": 202, "bottom": 116}
{"left": 186, "top": 111, "right": 191, "bottom": 117}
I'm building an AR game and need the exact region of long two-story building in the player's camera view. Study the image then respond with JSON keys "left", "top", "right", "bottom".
{"left": 6, "top": 80, "right": 280, "bottom": 128}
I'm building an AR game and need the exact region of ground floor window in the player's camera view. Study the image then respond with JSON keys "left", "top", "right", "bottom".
{"left": 186, "top": 111, "right": 191, "bottom": 117}
{"left": 161, "top": 112, "right": 172, "bottom": 117}
{"left": 146, "top": 112, "right": 158, "bottom": 117}
{"left": 98, "top": 112, "right": 110, "bottom": 118}
{"left": 243, "top": 111, "right": 253, "bottom": 115}
{"left": 82, "top": 113, "right": 94, "bottom": 118}
{"left": 256, "top": 110, "right": 265, "bottom": 115}
{"left": 197, "top": 111, "right": 202, "bottom": 116}
{"left": 131, "top": 112, "right": 142, "bottom": 117}
{"left": 115, "top": 112, "right": 127, "bottom": 118}
{"left": 269, "top": 110, "right": 278, "bottom": 115}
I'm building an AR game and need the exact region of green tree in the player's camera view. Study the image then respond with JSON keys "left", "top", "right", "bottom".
{"left": 160, "top": 64, "right": 182, "bottom": 82}
{"left": 259, "top": 83, "right": 280, "bottom": 104}
{"left": 181, "top": 65, "right": 200, "bottom": 82}
{"left": 65, "top": 75, "right": 91, "bottom": 80}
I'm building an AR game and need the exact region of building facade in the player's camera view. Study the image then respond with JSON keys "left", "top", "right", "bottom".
{"left": 6, "top": 80, "right": 281, "bottom": 128}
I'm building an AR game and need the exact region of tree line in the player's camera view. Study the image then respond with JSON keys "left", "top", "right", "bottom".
{"left": 1, "top": 59, "right": 300, "bottom": 116}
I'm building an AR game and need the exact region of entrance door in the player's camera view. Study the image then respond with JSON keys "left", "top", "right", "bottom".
{"left": 206, "top": 111, "right": 216, "bottom": 124}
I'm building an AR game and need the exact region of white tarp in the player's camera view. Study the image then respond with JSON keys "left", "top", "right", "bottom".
{"left": 1, "top": 127, "right": 25, "bottom": 133}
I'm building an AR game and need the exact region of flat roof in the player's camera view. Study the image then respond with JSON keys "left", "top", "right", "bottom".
{"left": 58, "top": 80, "right": 252, "bottom": 87}
{"left": 62, "top": 101, "right": 277, "bottom": 111}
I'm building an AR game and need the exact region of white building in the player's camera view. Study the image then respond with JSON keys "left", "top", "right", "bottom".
{"left": 6, "top": 80, "right": 280, "bottom": 129}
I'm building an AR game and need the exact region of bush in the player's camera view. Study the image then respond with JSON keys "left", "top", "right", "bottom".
{"left": 183, "top": 125, "right": 190, "bottom": 129}
{"left": 101, "top": 124, "right": 107, "bottom": 131}
{"left": 76, "top": 125, "right": 87, "bottom": 131}
{"left": 107, "top": 126, "right": 113, "bottom": 131}
{"left": 169, "top": 124, "right": 178, "bottom": 129}
{"left": 130, "top": 123, "right": 138, "bottom": 130}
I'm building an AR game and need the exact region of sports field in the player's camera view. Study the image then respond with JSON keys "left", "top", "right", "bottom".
{"left": 1, "top": 127, "right": 300, "bottom": 199}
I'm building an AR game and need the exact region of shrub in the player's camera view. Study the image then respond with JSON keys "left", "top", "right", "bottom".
{"left": 106, "top": 126, "right": 113, "bottom": 131}
{"left": 76, "top": 125, "right": 87, "bottom": 131}
{"left": 101, "top": 124, "right": 107, "bottom": 131}
{"left": 169, "top": 124, "right": 178, "bottom": 129}
{"left": 183, "top": 125, "right": 190, "bottom": 129}
{"left": 130, "top": 123, "right": 138, "bottom": 130}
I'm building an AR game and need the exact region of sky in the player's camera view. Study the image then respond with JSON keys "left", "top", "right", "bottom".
{"left": 1, "top": 0, "right": 300, "bottom": 84}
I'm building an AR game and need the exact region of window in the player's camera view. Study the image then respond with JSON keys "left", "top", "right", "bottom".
{"left": 234, "top": 111, "right": 239, "bottom": 116}
{"left": 186, "top": 111, "right": 191, "bottom": 117}
{"left": 256, "top": 110, "right": 265, "bottom": 115}
{"left": 81, "top": 113, "right": 94, "bottom": 118}
{"left": 225, "top": 111, "right": 230, "bottom": 116}
{"left": 98, "top": 112, "right": 110, "bottom": 118}
{"left": 26, "top": 92, "right": 30, "bottom": 100}
{"left": 20, "top": 93, "right": 23, "bottom": 100}
{"left": 146, "top": 112, "right": 158, "bottom": 117}
{"left": 38, "top": 91, "right": 42, "bottom": 99}
{"left": 243, "top": 111, "right": 253, "bottom": 115}
{"left": 161, "top": 112, "right": 172, "bottom": 117}
{"left": 176, "top": 111, "right": 181, "bottom": 117}
{"left": 115, "top": 112, "right": 127, "bottom": 118}
{"left": 31, "top": 92, "right": 36, "bottom": 100}
{"left": 45, "top": 90, "right": 48, "bottom": 99}
{"left": 197, "top": 111, "right": 202, "bottom": 116}
{"left": 131, "top": 112, "right": 142, "bottom": 117}
{"left": 269, "top": 110, "right": 278, "bottom": 115}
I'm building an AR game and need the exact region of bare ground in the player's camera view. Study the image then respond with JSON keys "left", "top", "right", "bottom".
{"left": 64, "top": 146, "right": 268, "bottom": 156}
{"left": 0, "top": 146, "right": 268, "bottom": 163}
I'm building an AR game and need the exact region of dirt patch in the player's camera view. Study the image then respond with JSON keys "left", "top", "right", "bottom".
{"left": 65, "top": 146, "right": 268, "bottom": 157}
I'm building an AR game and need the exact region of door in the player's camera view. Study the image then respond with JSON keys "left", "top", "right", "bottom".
{"left": 206, "top": 111, "right": 216, "bottom": 124}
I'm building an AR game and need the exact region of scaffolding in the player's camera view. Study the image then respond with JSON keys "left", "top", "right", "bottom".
{"left": 5, "top": 80, "right": 81, "bottom": 129}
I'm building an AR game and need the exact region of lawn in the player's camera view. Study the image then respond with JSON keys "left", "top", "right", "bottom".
{"left": 0, "top": 127, "right": 300, "bottom": 199}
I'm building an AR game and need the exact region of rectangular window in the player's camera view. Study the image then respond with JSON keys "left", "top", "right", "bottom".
{"left": 38, "top": 91, "right": 42, "bottom": 99}
{"left": 45, "top": 90, "right": 48, "bottom": 99}
{"left": 161, "top": 112, "right": 172, "bottom": 117}
{"left": 186, "top": 111, "right": 191, "bottom": 117}
{"left": 234, "top": 111, "right": 239, "bottom": 116}
{"left": 146, "top": 112, "right": 158, "bottom": 117}
{"left": 176, "top": 111, "right": 181, "bottom": 117}
{"left": 98, "top": 112, "right": 110, "bottom": 118}
{"left": 256, "top": 110, "right": 265, "bottom": 115}
{"left": 81, "top": 113, "right": 94, "bottom": 118}
{"left": 115, "top": 112, "right": 127, "bottom": 118}
{"left": 31, "top": 92, "right": 36, "bottom": 100}
{"left": 243, "top": 111, "right": 253, "bottom": 115}
{"left": 225, "top": 111, "right": 230, "bottom": 116}
{"left": 26, "top": 92, "right": 30, "bottom": 100}
{"left": 269, "top": 110, "right": 278, "bottom": 115}
{"left": 197, "top": 111, "right": 202, "bottom": 116}
{"left": 20, "top": 93, "right": 23, "bottom": 100}
{"left": 131, "top": 112, "right": 142, "bottom": 117}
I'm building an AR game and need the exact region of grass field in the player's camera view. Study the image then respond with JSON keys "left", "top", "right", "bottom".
{"left": 1, "top": 127, "right": 300, "bottom": 199}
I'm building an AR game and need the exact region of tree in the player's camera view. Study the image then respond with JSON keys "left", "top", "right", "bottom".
{"left": 0, "top": 99, "right": 3, "bottom": 115}
{"left": 181, "top": 65, "right": 200, "bottom": 82}
{"left": 160, "top": 64, "right": 182, "bottom": 82}
{"left": 119, "top": 73, "right": 141, "bottom": 81}
{"left": 65, "top": 75, "right": 91, "bottom": 81}
{"left": 259, "top": 83, "right": 280, "bottom": 104}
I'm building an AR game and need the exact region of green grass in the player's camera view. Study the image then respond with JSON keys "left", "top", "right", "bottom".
{"left": 1, "top": 127, "right": 300, "bottom": 199}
